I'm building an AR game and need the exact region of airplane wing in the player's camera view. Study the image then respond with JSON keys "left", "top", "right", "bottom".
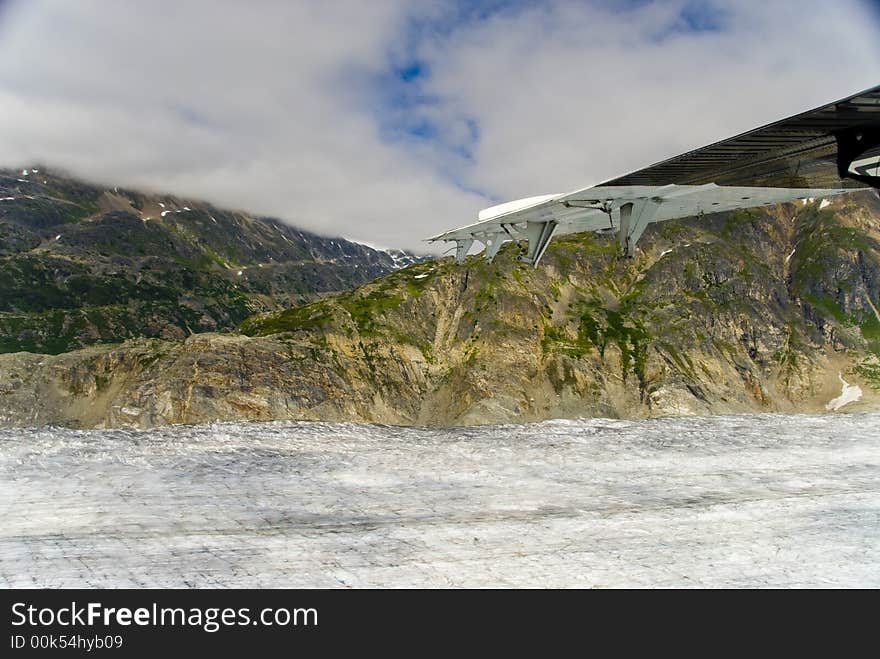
{"left": 429, "top": 84, "right": 880, "bottom": 264}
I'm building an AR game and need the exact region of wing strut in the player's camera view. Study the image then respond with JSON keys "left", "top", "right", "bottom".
{"left": 483, "top": 232, "right": 505, "bottom": 262}
{"left": 618, "top": 198, "right": 660, "bottom": 257}
{"left": 454, "top": 238, "right": 473, "bottom": 264}
{"left": 522, "top": 220, "right": 558, "bottom": 266}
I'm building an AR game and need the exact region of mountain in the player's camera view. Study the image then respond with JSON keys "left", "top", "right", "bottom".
{"left": 1, "top": 188, "right": 878, "bottom": 428}
{"left": 0, "top": 167, "right": 425, "bottom": 354}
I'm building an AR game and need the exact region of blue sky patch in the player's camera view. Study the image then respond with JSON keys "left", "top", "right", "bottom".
{"left": 678, "top": 1, "right": 727, "bottom": 32}
{"left": 368, "top": 2, "right": 516, "bottom": 197}
{"left": 367, "top": 0, "right": 744, "bottom": 200}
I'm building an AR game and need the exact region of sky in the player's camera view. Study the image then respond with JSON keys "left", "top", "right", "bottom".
{"left": 0, "top": 0, "right": 878, "bottom": 251}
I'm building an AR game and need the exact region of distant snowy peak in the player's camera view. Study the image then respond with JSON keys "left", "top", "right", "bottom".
{"left": 382, "top": 248, "right": 430, "bottom": 269}
{"left": 341, "top": 237, "right": 431, "bottom": 269}
{"left": 273, "top": 227, "right": 430, "bottom": 270}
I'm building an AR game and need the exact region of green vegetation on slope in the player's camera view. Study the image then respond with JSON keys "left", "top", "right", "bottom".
{"left": 0, "top": 169, "right": 421, "bottom": 354}
{"left": 239, "top": 194, "right": 880, "bottom": 410}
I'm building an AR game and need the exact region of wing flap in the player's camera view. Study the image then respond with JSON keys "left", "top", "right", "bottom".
{"left": 598, "top": 85, "right": 880, "bottom": 189}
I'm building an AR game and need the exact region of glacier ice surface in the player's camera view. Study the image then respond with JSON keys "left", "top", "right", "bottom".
{"left": 1, "top": 413, "right": 878, "bottom": 588}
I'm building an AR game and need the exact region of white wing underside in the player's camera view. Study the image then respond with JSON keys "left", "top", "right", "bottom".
{"left": 430, "top": 184, "right": 847, "bottom": 241}
{"left": 428, "top": 184, "right": 848, "bottom": 263}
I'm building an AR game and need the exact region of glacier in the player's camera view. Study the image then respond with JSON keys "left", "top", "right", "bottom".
{"left": 1, "top": 413, "right": 878, "bottom": 588}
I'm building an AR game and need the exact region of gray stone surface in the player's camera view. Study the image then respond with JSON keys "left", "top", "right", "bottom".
{"left": 1, "top": 413, "right": 878, "bottom": 587}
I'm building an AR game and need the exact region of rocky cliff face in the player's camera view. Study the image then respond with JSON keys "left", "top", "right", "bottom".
{"left": 0, "top": 168, "right": 424, "bottom": 354}
{"left": 1, "top": 191, "right": 879, "bottom": 428}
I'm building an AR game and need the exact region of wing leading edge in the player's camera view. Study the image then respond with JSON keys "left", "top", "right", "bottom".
{"left": 428, "top": 85, "right": 880, "bottom": 265}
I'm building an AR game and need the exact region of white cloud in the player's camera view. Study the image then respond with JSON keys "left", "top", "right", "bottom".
{"left": 0, "top": 1, "right": 877, "bottom": 250}
{"left": 413, "top": 0, "right": 880, "bottom": 199}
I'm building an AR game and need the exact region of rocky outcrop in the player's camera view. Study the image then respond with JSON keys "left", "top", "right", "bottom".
{"left": 1, "top": 192, "right": 879, "bottom": 428}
